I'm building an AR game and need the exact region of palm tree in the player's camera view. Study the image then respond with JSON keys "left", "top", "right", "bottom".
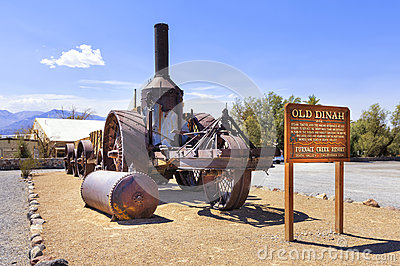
{"left": 304, "top": 94, "right": 320, "bottom": 105}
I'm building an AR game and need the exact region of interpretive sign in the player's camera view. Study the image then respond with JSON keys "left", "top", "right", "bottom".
{"left": 284, "top": 103, "right": 350, "bottom": 163}
{"left": 283, "top": 103, "right": 351, "bottom": 241}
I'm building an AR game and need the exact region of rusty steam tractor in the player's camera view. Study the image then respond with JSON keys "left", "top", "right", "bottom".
{"left": 64, "top": 23, "right": 274, "bottom": 220}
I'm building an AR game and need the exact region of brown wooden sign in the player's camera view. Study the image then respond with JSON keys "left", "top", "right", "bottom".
{"left": 284, "top": 103, "right": 350, "bottom": 163}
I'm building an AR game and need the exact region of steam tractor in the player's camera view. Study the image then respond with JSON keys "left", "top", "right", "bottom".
{"left": 66, "top": 23, "right": 274, "bottom": 220}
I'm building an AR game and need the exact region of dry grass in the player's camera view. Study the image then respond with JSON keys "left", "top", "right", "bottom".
{"left": 34, "top": 171, "right": 400, "bottom": 265}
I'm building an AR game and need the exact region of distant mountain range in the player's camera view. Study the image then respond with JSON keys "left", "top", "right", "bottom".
{"left": 0, "top": 109, "right": 105, "bottom": 135}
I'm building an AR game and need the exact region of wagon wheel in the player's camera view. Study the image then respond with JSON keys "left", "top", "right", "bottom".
{"left": 64, "top": 143, "right": 74, "bottom": 174}
{"left": 110, "top": 132, "right": 124, "bottom": 172}
{"left": 71, "top": 149, "right": 79, "bottom": 177}
{"left": 77, "top": 140, "right": 95, "bottom": 178}
{"left": 203, "top": 135, "right": 252, "bottom": 210}
{"left": 175, "top": 170, "right": 203, "bottom": 190}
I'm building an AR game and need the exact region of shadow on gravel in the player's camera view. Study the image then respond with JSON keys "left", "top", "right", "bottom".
{"left": 197, "top": 203, "right": 317, "bottom": 228}
{"left": 84, "top": 205, "right": 173, "bottom": 225}
{"left": 296, "top": 233, "right": 400, "bottom": 254}
{"left": 157, "top": 184, "right": 207, "bottom": 206}
{"left": 344, "top": 234, "right": 400, "bottom": 255}
{"left": 116, "top": 215, "right": 173, "bottom": 226}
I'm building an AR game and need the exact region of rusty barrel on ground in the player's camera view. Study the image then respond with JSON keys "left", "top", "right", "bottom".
{"left": 81, "top": 171, "right": 159, "bottom": 220}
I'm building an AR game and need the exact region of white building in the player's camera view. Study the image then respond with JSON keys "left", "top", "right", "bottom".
{"left": 32, "top": 118, "right": 105, "bottom": 158}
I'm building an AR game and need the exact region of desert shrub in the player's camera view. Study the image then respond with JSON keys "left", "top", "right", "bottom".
{"left": 20, "top": 158, "right": 38, "bottom": 177}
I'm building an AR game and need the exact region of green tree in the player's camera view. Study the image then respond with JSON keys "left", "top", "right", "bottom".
{"left": 231, "top": 96, "right": 275, "bottom": 147}
{"left": 351, "top": 103, "right": 398, "bottom": 157}
{"left": 231, "top": 92, "right": 302, "bottom": 150}
{"left": 264, "top": 93, "right": 301, "bottom": 153}
{"left": 303, "top": 94, "right": 320, "bottom": 105}
{"left": 387, "top": 103, "right": 400, "bottom": 155}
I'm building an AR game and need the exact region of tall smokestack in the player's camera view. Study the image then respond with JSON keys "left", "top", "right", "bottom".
{"left": 154, "top": 23, "right": 169, "bottom": 76}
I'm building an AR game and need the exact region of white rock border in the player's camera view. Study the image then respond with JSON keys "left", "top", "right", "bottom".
{"left": 24, "top": 176, "right": 69, "bottom": 266}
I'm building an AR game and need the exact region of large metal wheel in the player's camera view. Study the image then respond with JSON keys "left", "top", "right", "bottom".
{"left": 202, "top": 135, "right": 252, "bottom": 210}
{"left": 76, "top": 140, "right": 95, "bottom": 178}
{"left": 103, "top": 110, "right": 148, "bottom": 173}
{"left": 64, "top": 143, "right": 74, "bottom": 175}
{"left": 72, "top": 149, "right": 79, "bottom": 177}
{"left": 193, "top": 113, "right": 215, "bottom": 131}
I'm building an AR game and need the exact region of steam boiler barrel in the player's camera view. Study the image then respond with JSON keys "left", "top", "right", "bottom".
{"left": 81, "top": 171, "right": 159, "bottom": 220}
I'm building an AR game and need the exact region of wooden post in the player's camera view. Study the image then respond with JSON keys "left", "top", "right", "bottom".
{"left": 335, "top": 161, "right": 344, "bottom": 234}
{"left": 285, "top": 162, "right": 294, "bottom": 241}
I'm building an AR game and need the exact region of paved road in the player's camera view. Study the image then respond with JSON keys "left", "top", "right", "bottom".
{"left": 0, "top": 170, "right": 29, "bottom": 265}
{"left": 252, "top": 161, "right": 400, "bottom": 208}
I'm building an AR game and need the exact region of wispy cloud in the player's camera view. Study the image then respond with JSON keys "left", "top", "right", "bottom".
{"left": 41, "top": 44, "right": 105, "bottom": 68}
{"left": 187, "top": 86, "right": 217, "bottom": 91}
{"left": 79, "top": 79, "right": 140, "bottom": 87}
{"left": 227, "top": 93, "right": 237, "bottom": 99}
{"left": 185, "top": 92, "right": 224, "bottom": 98}
{"left": 0, "top": 94, "right": 129, "bottom": 116}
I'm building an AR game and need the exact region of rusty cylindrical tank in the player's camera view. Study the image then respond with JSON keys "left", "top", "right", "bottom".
{"left": 81, "top": 171, "right": 159, "bottom": 220}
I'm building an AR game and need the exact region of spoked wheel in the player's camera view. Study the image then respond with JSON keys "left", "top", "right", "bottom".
{"left": 175, "top": 170, "right": 203, "bottom": 190}
{"left": 202, "top": 134, "right": 252, "bottom": 210}
{"left": 203, "top": 170, "right": 251, "bottom": 210}
{"left": 76, "top": 140, "right": 95, "bottom": 178}
{"left": 72, "top": 149, "right": 79, "bottom": 177}
{"left": 110, "top": 133, "right": 124, "bottom": 172}
{"left": 64, "top": 143, "right": 74, "bottom": 174}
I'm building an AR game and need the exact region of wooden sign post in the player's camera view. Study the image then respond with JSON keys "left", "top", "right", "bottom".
{"left": 284, "top": 103, "right": 350, "bottom": 241}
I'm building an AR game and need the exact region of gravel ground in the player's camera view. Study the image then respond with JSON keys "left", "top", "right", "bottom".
{"left": 35, "top": 171, "right": 400, "bottom": 265}
{"left": 252, "top": 161, "right": 400, "bottom": 208}
{"left": 0, "top": 170, "right": 29, "bottom": 265}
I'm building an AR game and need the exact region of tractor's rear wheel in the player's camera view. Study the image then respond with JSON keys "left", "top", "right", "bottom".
{"left": 103, "top": 110, "right": 148, "bottom": 173}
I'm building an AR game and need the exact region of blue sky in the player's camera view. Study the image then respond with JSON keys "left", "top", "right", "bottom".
{"left": 0, "top": 1, "right": 399, "bottom": 120}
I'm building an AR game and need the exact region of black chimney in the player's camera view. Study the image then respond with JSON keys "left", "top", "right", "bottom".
{"left": 154, "top": 23, "right": 169, "bottom": 76}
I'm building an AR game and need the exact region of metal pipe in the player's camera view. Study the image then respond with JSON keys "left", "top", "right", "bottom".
{"left": 148, "top": 109, "right": 153, "bottom": 146}
{"left": 134, "top": 89, "right": 137, "bottom": 109}
{"left": 154, "top": 23, "right": 169, "bottom": 76}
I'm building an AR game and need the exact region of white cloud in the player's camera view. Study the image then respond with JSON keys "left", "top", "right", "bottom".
{"left": 41, "top": 44, "right": 105, "bottom": 68}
